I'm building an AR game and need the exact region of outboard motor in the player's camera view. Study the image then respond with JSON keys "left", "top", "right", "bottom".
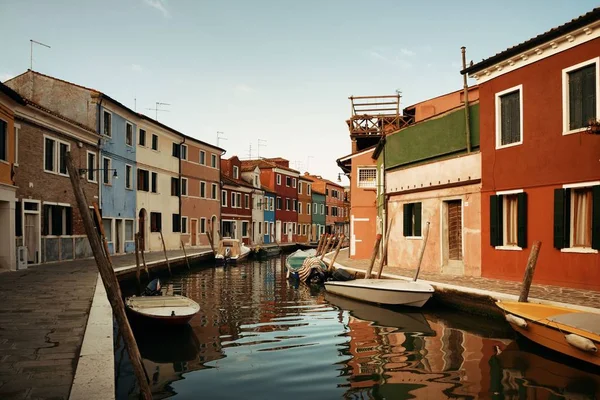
{"left": 143, "top": 278, "right": 162, "bottom": 296}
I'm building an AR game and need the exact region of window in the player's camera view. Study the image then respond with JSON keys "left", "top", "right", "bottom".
{"left": 125, "top": 220, "right": 134, "bottom": 241}
{"left": 138, "top": 169, "right": 149, "bottom": 191}
{"left": 563, "top": 59, "right": 598, "bottom": 133}
{"left": 222, "top": 190, "right": 227, "bottom": 207}
{"left": 103, "top": 111, "right": 111, "bottom": 137}
{"left": 244, "top": 194, "right": 249, "bottom": 209}
{"left": 292, "top": 178, "right": 297, "bottom": 188}
{"left": 270, "top": 197, "right": 274, "bottom": 211}
{"left": 87, "top": 151, "right": 97, "bottom": 182}
{"left": 236, "top": 193, "right": 241, "bottom": 208}
{"left": 264, "top": 222, "right": 268, "bottom": 235}
{"left": 495, "top": 85, "right": 523, "bottom": 148}
{"left": 125, "top": 165, "right": 133, "bottom": 189}
{"left": 125, "top": 122, "right": 133, "bottom": 146}
{"left": 181, "top": 217, "right": 188, "bottom": 234}
{"left": 302, "top": 224, "right": 306, "bottom": 236}
{"left": 200, "top": 218, "right": 206, "bottom": 234}
{"left": 199, "top": 181, "right": 206, "bottom": 198}
{"left": 403, "top": 202, "right": 422, "bottom": 238}
{"left": 172, "top": 143, "right": 180, "bottom": 158}
{"left": 298, "top": 182, "right": 302, "bottom": 194}
{"left": 102, "top": 218, "right": 112, "bottom": 241}
{"left": 313, "top": 202, "right": 317, "bottom": 214}
{"left": 171, "top": 177, "right": 180, "bottom": 196}
{"left": 242, "top": 221, "right": 249, "bottom": 237}
{"left": 277, "top": 174, "right": 282, "bottom": 185}
{"left": 307, "top": 203, "right": 311, "bottom": 215}
{"left": 102, "top": 157, "right": 111, "bottom": 184}
{"left": 254, "top": 175, "right": 258, "bottom": 187}
{"left": 299, "top": 202, "right": 303, "bottom": 214}
{"left": 139, "top": 129, "right": 146, "bottom": 146}
{"left": 181, "top": 178, "right": 188, "bottom": 196}
{"left": 293, "top": 199, "right": 297, "bottom": 212}
{"left": 258, "top": 222, "right": 261, "bottom": 234}
{"left": 44, "top": 137, "right": 70, "bottom": 175}
{"left": 0, "top": 119, "right": 6, "bottom": 162}
{"left": 276, "top": 197, "right": 282, "bottom": 210}
{"left": 212, "top": 183, "right": 217, "bottom": 200}
{"left": 151, "top": 172, "right": 158, "bottom": 193}
{"left": 181, "top": 144, "right": 187, "bottom": 160}
{"left": 43, "top": 204, "right": 72, "bottom": 236}
{"left": 326, "top": 189, "right": 329, "bottom": 196}
{"left": 325, "top": 205, "right": 329, "bottom": 216}
{"left": 490, "top": 191, "right": 527, "bottom": 249}
{"left": 286, "top": 199, "right": 290, "bottom": 211}
{"left": 286, "top": 176, "right": 291, "bottom": 187}
{"left": 151, "top": 134, "right": 158, "bottom": 150}
{"left": 554, "top": 184, "right": 599, "bottom": 251}
{"left": 233, "top": 166, "right": 239, "bottom": 179}
{"left": 231, "top": 192, "right": 236, "bottom": 208}
{"left": 150, "top": 212, "right": 162, "bottom": 232}
{"left": 172, "top": 214, "right": 181, "bottom": 233}
{"left": 320, "top": 204, "right": 324, "bottom": 214}
{"left": 200, "top": 150, "right": 206, "bottom": 165}
{"left": 358, "top": 168, "right": 377, "bottom": 188}
{"left": 307, "top": 184, "right": 311, "bottom": 195}
{"left": 211, "top": 154, "right": 217, "bottom": 168}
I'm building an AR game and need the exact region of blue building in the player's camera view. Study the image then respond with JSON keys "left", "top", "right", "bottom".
{"left": 263, "top": 189, "right": 276, "bottom": 244}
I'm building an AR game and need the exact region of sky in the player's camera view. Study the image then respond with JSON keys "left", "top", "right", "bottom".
{"left": 1, "top": 0, "right": 597, "bottom": 184}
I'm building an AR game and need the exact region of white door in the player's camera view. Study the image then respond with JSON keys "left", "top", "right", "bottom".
{"left": 287, "top": 223, "right": 293, "bottom": 242}
{"left": 276, "top": 221, "right": 281, "bottom": 242}
{"left": 24, "top": 213, "right": 40, "bottom": 264}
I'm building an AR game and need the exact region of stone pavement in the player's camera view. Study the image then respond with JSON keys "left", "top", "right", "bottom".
{"left": 330, "top": 249, "right": 600, "bottom": 310}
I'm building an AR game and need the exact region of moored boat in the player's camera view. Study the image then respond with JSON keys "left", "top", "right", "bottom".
{"left": 324, "top": 279, "right": 434, "bottom": 308}
{"left": 125, "top": 295, "right": 200, "bottom": 325}
{"left": 285, "top": 249, "right": 328, "bottom": 284}
{"left": 215, "top": 238, "right": 251, "bottom": 263}
{"left": 251, "top": 244, "right": 282, "bottom": 259}
{"left": 496, "top": 301, "right": 600, "bottom": 367}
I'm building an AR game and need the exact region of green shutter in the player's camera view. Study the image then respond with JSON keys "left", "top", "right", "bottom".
{"left": 592, "top": 185, "right": 600, "bottom": 250}
{"left": 517, "top": 192, "right": 527, "bottom": 248}
{"left": 490, "top": 195, "right": 501, "bottom": 246}
{"left": 414, "top": 202, "right": 422, "bottom": 237}
{"left": 403, "top": 203, "right": 411, "bottom": 237}
{"left": 553, "top": 189, "right": 567, "bottom": 249}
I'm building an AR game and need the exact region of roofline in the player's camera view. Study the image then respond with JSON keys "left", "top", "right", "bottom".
{"left": 462, "top": 8, "right": 600, "bottom": 75}
{"left": 0, "top": 82, "right": 26, "bottom": 105}
{"left": 403, "top": 85, "right": 478, "bottom": 110}
{"left": 336, "top": 145, "right": 377, "bottom": 163}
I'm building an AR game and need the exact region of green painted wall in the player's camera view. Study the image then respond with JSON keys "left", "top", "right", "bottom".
{"left": 384, "top": 103, "right": 480, "bottom": 170}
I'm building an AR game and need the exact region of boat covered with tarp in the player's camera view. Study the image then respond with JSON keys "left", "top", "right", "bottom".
{"left": 285, "top": 249, "right": 328, "bottom": 284}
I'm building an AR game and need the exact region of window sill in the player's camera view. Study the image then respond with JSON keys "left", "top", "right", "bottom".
{"left": 406, "top": 236, "right": 423, "bottom": 240}
{"left": 562, "top": 127, "right": 588, "bottom": 136}
{"left": 126, "top": 187, "right": 133, "bottom": 191}
{"left": 495, "top": 141, "right": 523, "bottom": 150}
{"left": 495, "top": 245, "right": 523, "bottom": 251}
{"left": 560, "top": 247, "right": 598, "bottom": 254}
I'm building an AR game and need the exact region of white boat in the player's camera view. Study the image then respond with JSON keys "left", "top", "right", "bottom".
{"left": 125, "top": 295, "right": 200, "bottom": 325}
{"left": 215, "top": 238, "right": 251, "bottom": 263}
{"left": 324, "top": 279, "right": 434, "bottom": 308}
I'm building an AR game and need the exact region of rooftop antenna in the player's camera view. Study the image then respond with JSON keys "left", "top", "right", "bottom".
{"left": 217, "top": 131, "right": 227, "bottom": 147}
{"left": 30, "top": 40, "right": 51, "bottom": 71}
{"left": 257, "top": 139, "right": 267, "bottom": 158}
{"left": 146, "top": 102, "right": 170, "bottom": 121}
{"left": 247, "top": 143, "right": 252, "bottom": 159}
{"left": 306, "top": 156, "right": 314, "bottom": 172}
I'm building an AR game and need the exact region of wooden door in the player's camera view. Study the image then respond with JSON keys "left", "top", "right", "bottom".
{"left": 191, "top": 219, "right": 197, "bottom": 246}
{"left": 447, "top": 200, "right": 463, "bottom": 261}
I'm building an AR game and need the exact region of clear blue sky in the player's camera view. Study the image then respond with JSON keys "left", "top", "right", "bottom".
{"left": 1, "top": 0, "right": 597, "bottom": 183}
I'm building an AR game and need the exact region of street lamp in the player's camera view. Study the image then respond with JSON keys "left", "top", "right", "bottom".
{"left": 78, "top": 168, "right": 118, "bottom": 179}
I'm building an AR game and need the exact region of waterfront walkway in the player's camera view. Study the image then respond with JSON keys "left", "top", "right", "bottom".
{"left": 326, "top": 249, "right": 600, "bottom": 310}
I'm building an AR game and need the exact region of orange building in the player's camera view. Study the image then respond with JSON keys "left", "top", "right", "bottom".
{"left": 297, "top": 176, "right": 312, "bottom": 243}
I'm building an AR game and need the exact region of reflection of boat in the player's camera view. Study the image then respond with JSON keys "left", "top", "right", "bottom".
{"left": 497, "top": 301, "right": 600, "bottom": 367}
{"left": 215, "top": 239, "right": 251, "bottom": 263}
{"left": 324, "top": 279, "right": 434, "bottom": 308}
{"left": 126, "top": 295, "right": 200, "bottom": 325}
{"left": 251, "top": 245, "right": 282, "bottom": 259}
{"left": 496, "top": 341, "right": 600, "bottom": 398}
{"left": 325, "top": 292, "right": 435, "bottom": 335}
{"left": 136, "top": 324, "right": 201, "bottom": 363}
{"left": 285, "top": 249, "right": 328, "bottom": 283}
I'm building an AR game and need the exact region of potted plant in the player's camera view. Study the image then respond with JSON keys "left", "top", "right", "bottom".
{"left": 587, "top": 119, "right": 600, "bottom": 135}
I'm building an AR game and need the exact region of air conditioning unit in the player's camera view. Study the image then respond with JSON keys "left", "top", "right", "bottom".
{"left": 16, "top": 246, "right": 28, "bottom": 270}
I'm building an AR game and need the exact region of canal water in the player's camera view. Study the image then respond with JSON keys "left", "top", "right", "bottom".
{"left": 116, "top": 254, "right": 600, "bottom": 399}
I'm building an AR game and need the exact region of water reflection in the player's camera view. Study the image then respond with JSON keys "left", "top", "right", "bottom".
{"left": 116, "top": 255, "right": 600, "bottom": 399}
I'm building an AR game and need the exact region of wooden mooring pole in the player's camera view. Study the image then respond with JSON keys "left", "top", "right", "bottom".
{"left": 315, "top": 234, "right": 325, "bottom": 256}
{"left": 206, "top": 221, "right": 216, "bottom": 254}
{"left": 159, "top": 231, "right": 172, "bottom": 276}
{"left": 64, "top": 153, "right": 152, "bottom": 399}
{"left": 518, "top": 241, "right": 542, "bottom": 302}
{"left": 365, "top": 234, "right": 382, "bottom": 279}
{"left": 134, "top": 233, "right": 142, "bottom": 289}
{"left": 181, "top": 240, "right": 191, "bottom": 270}
{"left": 140, "top": 241, "right": 149, "bottom": 278}
{"left": 320, "top": 234, "right": 333, "bottom": 261}
{"left": 328, "top": 234, "right": 345, "bottom": 272}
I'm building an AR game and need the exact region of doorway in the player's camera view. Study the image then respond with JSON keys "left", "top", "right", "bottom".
{"left": 115, "top": 219, "right": 123, "bottom": 254}
{"left": 276, "top": 221, "right": 281, "bottom": 242}
{"left": 191, "top": 219, "right": 198, "bottom": 246}
{"left": 23, "top": 201, "right": 41, "bottom": 264}
{"left": 138, "top": 209, "right": 147, "bottom": 251}
{"left": 442, "top": 200, "right": 464, "bottom": 275}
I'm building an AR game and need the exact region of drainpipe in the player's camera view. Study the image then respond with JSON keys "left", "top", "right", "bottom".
{"left": 382, "top": 140, "right": 387, "bottom": 264}
{"left": 179, "top": 137, "right": 185, "bottom": 236}
{"left": 461, "top": 46, "right": 471, "bottom": 154}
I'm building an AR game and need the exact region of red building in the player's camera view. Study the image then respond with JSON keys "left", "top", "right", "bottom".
{"left": 241, "top": 158, "right": 299, "bottom": 243}
{"left": 220, "top": 156, "right": 253, "bottom": 245}
{"left": 463, "top": 8, "right": 600, "bottom": 290}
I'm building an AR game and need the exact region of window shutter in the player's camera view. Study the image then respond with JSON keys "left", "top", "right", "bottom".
{"left": 517, "top": 192, "right": 527, "bottom": 248}
{"left": 592, "top": 185, "right": 600, "bottom": 250}
{"left": 403, "top": 203, "right": 411, "bottom": 237}
{"left": 569, "top": 70, "right": 583, "bottom": 130}
{"left": 15, "top": 201, "right": 22, "bottom": 237}
{"left": 553, "top": 189, "right": 567, "bottom": 249}
{"left": 582, "top": 65, "right": 597, "bottom": 127}
{"left": 490, "top": 195, "right": 498, "bottom": 246}
{"left": 172, "top": 214, "right": 180, "bottom": 233}
{"left": 414, "top": 202, "right": 422, "bottom": 237}
{"left": 66, "top": 207, "right": 73, "bottom": 235}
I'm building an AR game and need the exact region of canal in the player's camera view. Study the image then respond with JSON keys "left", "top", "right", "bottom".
{"left": 116, "top": 254, "right": 600, "bottom": 399}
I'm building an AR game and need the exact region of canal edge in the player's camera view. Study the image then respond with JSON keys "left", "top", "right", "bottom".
{"left": 69, "top": 274, "right": 115, "bottom": 400}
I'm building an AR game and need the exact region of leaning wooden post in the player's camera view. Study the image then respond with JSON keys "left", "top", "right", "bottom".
{"left": 134, "top": 233, "right": 142, "bottom": 287}
{"left": 64, "top": 153, "right": 152, "bottom": 400}
{"left": 181, "top": 240, "right": 191, "bottom": 270}
{"left": 365, "top": 234, "right": 382, "bottom": 279}
{"left": 159, "top": 230, "right": 172, "bottom": 276}
{"left": 518, "top": 241, "right": 542, "bottom": 302}
{"left": 140, "top": 241, "right": 149, "bottom": 278}
{"left": 92, "top": 203, "right": 111, "bottom": 261}
{"left": 413, "top": 222, "right": 431, "bottom": 281}
{"left": 328, "top": 234, "right": 345, "bottom": 272}
{"left": 206, "top": 221, "right": 216, "bottom": 254}
{"left": 315, "top": 234, "right": 325, "bottom": 255}
{"left": 320, "top": 235, "right": 333, "bottom": 261}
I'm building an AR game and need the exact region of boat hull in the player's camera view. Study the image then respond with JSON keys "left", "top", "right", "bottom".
{"left": 215, "top": 251, "right": 250, "bottom": 264}
{"left": 125, "top": 295, "right": 200, "bottom": 326}
{"left": 324, "top": 279, "right": 434, "bottom": 308}
{"left": 127, "top": 307, "right": 196, "bottom": 325}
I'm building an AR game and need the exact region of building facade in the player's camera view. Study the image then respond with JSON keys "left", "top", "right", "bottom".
{"left": 263, "top": 189, "right": 276, "bottom": 244}
{"left": 241, "top": 165, "right": 265, "bottom": 245}
{"left": 221, "top": 156, "right": 253, "bottom": 245}
{"left": 297, "top": 176, "right": 312, "bottom": 243}
{"left": 304, "top": 174, "right": 346, "bottom": 234}
{"left": 463, "top": 10, "right": 600, "bottom": 290}
{"left": 311, "top": 191, "right": 326, "bottom": 242}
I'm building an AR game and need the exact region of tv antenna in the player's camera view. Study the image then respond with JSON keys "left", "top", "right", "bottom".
{"left": 146, "top": 102, "right": 170, "bottom": 121}
{"left": 257, "top": 139, "right": 267, "bottom": 158}
{"left": 306, "top": 156, "right": 314, "bottom": 171}
{"left": 247, "top": 143, "right": 252, "bottom": 159}
{"left": 217, "top": 131, "right": 227, "bottom": 147}
{"left": 30, "top": 40, "right": 51, "bottom": 70}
